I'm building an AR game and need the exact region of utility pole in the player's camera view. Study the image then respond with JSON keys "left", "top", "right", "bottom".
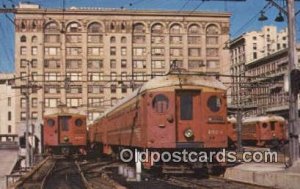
{"left": 287, "top": 0, "right": 299, "bottom": 166}
{"left": 25, "top": 60, "right": 31, "bottom": 167}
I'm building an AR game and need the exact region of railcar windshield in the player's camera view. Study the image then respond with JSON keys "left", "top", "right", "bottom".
{"left": 180, "top": 93, "right": 193, "bottom": 120}
{"left": 59, "top": 116, "right": 70, "bottom": 131}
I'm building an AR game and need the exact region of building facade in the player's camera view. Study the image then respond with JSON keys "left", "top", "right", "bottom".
{"left": 244, "top": 46, "right": 300, "bottom": 118}
{"left": 0, "top": 74, "right": 16, "bottom": 140}
{"left": 14, "top": 3, "right": 230, "bottom": 128}
{"left": 230, "top": 26, "right": 288, "bottom": 106}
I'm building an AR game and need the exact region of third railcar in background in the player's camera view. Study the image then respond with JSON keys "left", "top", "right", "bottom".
{"left": 89, "top": 72, "right": 229, "bottom": 170}
{"left": 227, "top": 115, "right": 287, "bottom": 147}
{"left": 43, "top": 113, "right": 87, "bottom": 155}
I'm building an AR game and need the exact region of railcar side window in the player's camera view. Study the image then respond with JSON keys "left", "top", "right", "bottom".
{"left": 152, "top": 94, "right": 169, "bottom": 113}
{"left": 180, "top": 93, "right": 193, "bottom": 120}
{"left": 75, "top": 119, "right": 83, "bottom": 127}
{"left": 207, "top": 96, "right": 221, "bottom": 112}
{"left": 47, "top": 119, "right": 55, "bottom": 127}
{"left": 262, "top": 123, "right": 268, "bottom": 128}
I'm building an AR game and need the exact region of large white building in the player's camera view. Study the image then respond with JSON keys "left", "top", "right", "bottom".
{"left": 230, "top": 26, "right": 288, "bottom": 106}
{"left": 0, "top": 73, "right": 16, "bottom": 140}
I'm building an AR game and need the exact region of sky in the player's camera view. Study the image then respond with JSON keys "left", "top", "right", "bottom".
{"left": 0, "top": 0, "right": 299, "bottom": 72}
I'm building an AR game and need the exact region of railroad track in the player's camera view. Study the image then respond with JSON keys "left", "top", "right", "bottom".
{"left": 13, "top": 157, "right": 89, "bottom": 189}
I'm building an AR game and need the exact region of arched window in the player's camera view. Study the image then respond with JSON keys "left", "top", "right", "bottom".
{"left": 110, "top": 36, "right": 116, "bottom": 43}
{"left": 152, "top": 94, "right": 169, "bottom": 113}
{"left": 32, "top": 36, "right": 37, "bottom": 43}
{"left": 121, "top": 36, "right": 127, "bottom": 43}
{"left": 206, "top": 24, "right": 219, "bottom": 35}
{"left": 20, "top": 36, "right": 26, "bottom": 43}
{"left": 133, "top": 23, "right": 145, "bottom": 33}
{"left": 151, "top": 23, "right": 164, "bottom": 34}
{"left": 88, "top": 22, "right": 102, "bottom": 33}
{"left": 188, "top": 24, "right": 200, "bottom": 35}
{"left": 170, "top": 24, "right": 182, "bottom": 34}
{"left": 45, "top": 22, "right": 59, "bottom": 32}
{"left": 66, "top": 22, "right": 81, "bottom": 32}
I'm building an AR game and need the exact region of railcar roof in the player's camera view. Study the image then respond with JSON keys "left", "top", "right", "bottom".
{"left": 94, "top": 73, "right": 226, "bottom": 121}
{"left": 243, "top": 115, "right": 285, "bottom": 123}
{"left": 43, "top": 113, "right": 86, "bottom": 117}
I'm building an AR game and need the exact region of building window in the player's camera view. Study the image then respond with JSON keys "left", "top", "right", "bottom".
{"left": 67, "top": 22, "right": 81, "bottom": 32}
{"left": 66, "top": 47, "right": 82, "bottom": 56}
{"left": 32, "top": 98, "right": 38, "bottom": 108}
{"left": 44, "top": 34, "right": 60, "bottom": 43}
{"left": 88, "top": 72, "right": 103, "bottom": 81}
{"left": 87, "top": 47, "right": 103, "bottom": 56}
{"left": 31, "top": 112, "right": 38, "bottom": 120}
{"left": 121, "top": 22, "right": 126, "bottom": 31}
{"left": 121, "top": 85, "right": 127, "bottom": 93}
{"left": 31, "top": 46, "right": 38, "bottom": 55}
{"left": 20, "top": 46, "right": 27, "bottom": 55}
{"left": 110, "top": 36, "right": 116, "bottom": 43}
{"left": 32, "top": 36, "right": 38, "bottom": 43}
{"left": 31, "top": 59, "right": 37, "bottom": 68}
{"left": 188, "top": 48, "right": 201, "bottom": 57}
{"left": 88, "top": 60, "right": 103, "bottom": 69}
{"left": 110, "top": 60, "right": 116, "bottom": 69}
{"left": 253, "top": 36, "right": 257, "bottom": 40}
{"left": 151, "top": 23, "right": 164, "bottom": 34}
{"left": 206, "top": 24, "right": 219, "bottom": 35}
{"left": 133, "top": 60, "right": 146, "bottom": 69}
{"left": 170, "top": 36, "right": 182, "bottom": 44}
{"left": 111, "top": 98, "right": 118, "bottom": 106}
{"left": 121, "top": 37, "right": 127, "bottom": 43}
{"left": 44, "top": 59, "right": 60, "bottom": 68}
{"left": 133, "top": 48, "right": 146, "bottom": 56}
{"left": 45, "top": 22, "right": 59, "bottom": 32}
{"left": 66, "top": 98, "right": 82, "bottom": 107}
{"left": 121, "top": 47, "right": 127, "bottom": 56}
{"left": 8, "top": 111, "right": 11, "bottom": 121}
{"left": 45, "top": 72, "right": 60, "bottom": 81}
{"left": 66, "top": 59, "right": 82, "bottom": 69}
{"left": 253, "top": 43, "right": 257, "bottom": 50}
{"left": 45, "top": 98, "right": 60, "bottom": 108}
{"left": 111, "top": 72, "right": 117, "bottom": 80}
{"left": 206, "top": 48, "right": 218, "bottom": 57}
{"left": 170, "top": 24, "right": 182, "bottom": 34}
{"left": 20, "top": 36, "right": 26, "bottom": 42}
{"left": 188, "top": 24, "right": 200, "bottom": 34}
{"left": 188, "top": 36, "right": 201, "bottom": 44}
{"left": 66, "top": 35, "right": 82, "bottom": 43}
{"left": 66, "top": 72, "right": 82, "bottom": 81}
{"left": 121, "top": 72, "right": 127, "bottom": 80}
{"left": 121, "top": 59, "right": 127, "bottom": 68}
{"left": 66, "top": 85, "right": 82, "bottom": 94}
{"left": 133, "top": 36, "right": 145, "bottom": 44}
{"left": 20, "top": 59, "right": 28, "bottom": 68}
{"left": 133, "top": 72, "right": 147, "bottom": 81}
{"left": 111, "top": 84, "right": 117, "bottom": 93}
{"left": 152, "top": 60, "right": 165, "bottom": 69}
{"left": 44, "top": 85, "right": 60, "bottom": 94}
{"left": 152, "top": 48, "right": 165, "bottom": 56}
{"left": 8, "top": 97, "right": 11, "bottom": 107}
{"left": 151, "top": 36, "right": 164, "bottom": 44}
{"left": 20, "top": 98, "right": 26, "bottom": 108}
{"left": 188, "top": 60, "right": 205, "bottom": 69}
{"left": 8, "top": 125, "right": 11, "bottom": 134}
{"left": 88, "top": 35, "right": 103, "bottom": 43}
{"left": 253, "top": 52, "right": 257, "bottom": 59}
{"left": 31, "top": 72, "right": 38, "bottom": 81}
{"left": 170, "top": 48, "right": 183, "bottom": 57}
{"left": 88, "top": 98, "right": 104, "bottom": 107}
{"left": 20, "top": 72, "right": 27, "bottom": 81}
{"left": 133, "top": 23, "right": 145, "bottom": 33}
{"left": 110, "top": 47, "right": 116, "bottom": 56}
{"left": 45, "top": 47, "right": 60, "bottom": 56}
{"left": 88, "top": 22, "right": 103, "bottom": 33}
{"left": 207, "top": 60, "right": 219, "bottom": 68}
{"left": 206, "top": 36, "right": 218, "bottom": 45}
{"left": 88, "top": 85, "right": 104, "bottom": 93}
{"left": 21, "top": 112, "right": 26, "bottom": 120}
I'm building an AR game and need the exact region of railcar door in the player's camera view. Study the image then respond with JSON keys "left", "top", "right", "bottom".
{"left": 58, "top": 116, "right": 71, "bottom": 144}
{"left": 175, "top": 90, "right": 201, "bottom": 147}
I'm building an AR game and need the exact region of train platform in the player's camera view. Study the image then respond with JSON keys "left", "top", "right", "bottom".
{"left": 224, "top": 161, "right": 300, "bottom": 189}
{"left": 0, "top": 149, "right": 18, "bottom": 189}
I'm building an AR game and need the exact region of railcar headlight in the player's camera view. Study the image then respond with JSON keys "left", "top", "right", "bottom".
{"left": 184, "top": 128, "right": 194, "bottom": 138}
{"left": 64, "top": 136, "right": 69, "bottom": 142}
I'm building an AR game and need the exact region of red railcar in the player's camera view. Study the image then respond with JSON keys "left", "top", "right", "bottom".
{"left": 43, "top": 113, "right": 87, "bottom": 155}
{"left": 242, "top": 115, "right": 287, "bottom": 147}
{"left": 89, "top": 72, "right": 229, "bottom": 168}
